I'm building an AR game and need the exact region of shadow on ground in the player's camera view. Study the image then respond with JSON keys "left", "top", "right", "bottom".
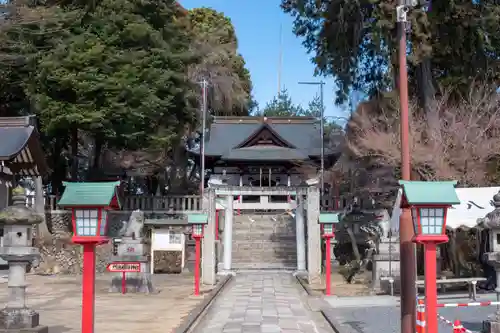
{"left": 343, "top": 321, "right": 366, "bottom": 333}
{"left": 461, "top": 321, "right": 483, "bottom": 332}
{"left": 49, "top": 325, "right": 72, "bottom": 332}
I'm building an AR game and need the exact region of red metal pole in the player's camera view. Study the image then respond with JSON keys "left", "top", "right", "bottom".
{"left": 82, "top": 243, "right": 96, "bottom": 333}
{"left": 424, "top": 243, "right": 438, "bottom": 333}
{"left": 121, "top": 272, "right": 126, "bottom": 294}
{"left": 325, "top": 237, "right": 331, "bottom": 295}
{"left": 194, "top": 237, "right": 201, "bottom": 296}
{"left": 215, "top": 210, "right": 219, "bottom": 241}
{"left": 398, "top": 7, "right": 416, "bottom": 333}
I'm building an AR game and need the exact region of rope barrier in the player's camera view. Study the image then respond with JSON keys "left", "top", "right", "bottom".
{"left": 438, "top": 301, "right": 500, "bottom": 308}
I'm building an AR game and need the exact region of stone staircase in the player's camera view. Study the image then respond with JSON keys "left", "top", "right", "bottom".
{"left": 231, "top": 213, "right": 297, "bottom": 270}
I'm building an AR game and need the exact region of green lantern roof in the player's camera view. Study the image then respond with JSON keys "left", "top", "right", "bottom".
{"left": 58, "top": 181, "right": 121, "bottom": 208}
{"left": 187, "top": 213, "right": 208, "bottom": 224}
{"left": 399, "top": 180, "right": 460, "bottom": 206}
{"left": 319, "top": 212, "right": 342, "bottom": 224}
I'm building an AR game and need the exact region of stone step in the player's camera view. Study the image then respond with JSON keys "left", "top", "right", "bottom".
{"left": 233, "top": 224, "right": 295, "bottom": 229}
{"left": 233, "top": 242, "right": 297, "bottom": 250}
{"left": 232, "top": 257, "right": 298, "bottom": 263}
{"left": 232, "top": 259, "right": 297, "bottom": 265}
{"left": 232, "top": 225, "right": 295, "bottom": 232}
{"left": 232, "top": 262, "right": 297, "bottom": 270}
{"left": 233, "top": 234, "right": 296, "bottom": 239}
{"left": 232, "top": 250, "right": 296, "bottom": 256}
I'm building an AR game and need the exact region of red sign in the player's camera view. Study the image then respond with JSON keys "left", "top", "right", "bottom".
{"left": 107, "top": 262, "right": 141, "bottom": 273}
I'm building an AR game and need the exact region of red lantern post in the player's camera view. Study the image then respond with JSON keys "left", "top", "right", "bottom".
{"left": 58, "top": 181, "right": 122, "bottom": 333}
{"left": 319, "top": 212, "right": 340, "bottom": 296}
{"left": 188, "top": 213, "right": 208, "bottom": 296}
{"left": 399, "top": 180, "right": 460, "bottom": 333}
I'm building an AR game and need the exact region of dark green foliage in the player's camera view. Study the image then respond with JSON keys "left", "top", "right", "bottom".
{"left": 27, "top": 0, "right": 197, "bottom": 149}
{"left": 281, "top": 0, "right": 500, "bottom": 104}
{"left": 0, "top": 0, "right": 198, "bottom": 189}
{"left": 256, "top": 89, "right": 305, "bottom": 117}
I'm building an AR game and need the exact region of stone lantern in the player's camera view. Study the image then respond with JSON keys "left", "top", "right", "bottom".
{"left": 0, "top": 186, "right": 48, "bottom": 333}
{"left": 479, "top": 191, "right": 500, "bottom": 333}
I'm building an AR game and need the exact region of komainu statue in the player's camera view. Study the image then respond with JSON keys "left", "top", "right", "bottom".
{"left": 119, "top": 209, "right": 145, "bottom": 239}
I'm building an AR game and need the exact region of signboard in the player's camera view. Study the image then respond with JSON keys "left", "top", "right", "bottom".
{"left": 107, "top": 262, "right": 141, "bottom": 273}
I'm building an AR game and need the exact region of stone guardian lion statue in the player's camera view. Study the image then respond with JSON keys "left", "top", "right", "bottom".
{"left": 119, "top": 209, "right": 145, "bottom": 239}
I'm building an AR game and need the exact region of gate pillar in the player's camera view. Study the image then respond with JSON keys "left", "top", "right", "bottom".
{"left": 202, "top": 188, "right": 216, "bottom": 285}
{"left": 223, "top": 195, "right": 234, "bottom": 271}
{"left": 296, "top": 196, "right": 306, "bottom": 272}
{"left": 306, "top": 187, "right": 321, "bottom": 285}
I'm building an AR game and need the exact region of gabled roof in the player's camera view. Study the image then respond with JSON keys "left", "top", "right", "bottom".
{"left": 235, "top": 123, "right": 295, "bottom": 149}
{"left": 399, "top": 180, "right": 460, "bottom": 206}
{"left": 223, "top": 146, "right": 308, "bottom": 161}
{"left": 190, "top": 116, "right": 341, "bottom": 161}
{"left": 58, "top": 181, "right": 122, "bottom": 208}
{"left": 0, "top": 116, "right": 47, "bottom": 176}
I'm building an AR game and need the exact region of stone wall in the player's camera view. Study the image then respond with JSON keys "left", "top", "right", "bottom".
{"left": 34, "top": 210, "right": 132, "bottom": 275}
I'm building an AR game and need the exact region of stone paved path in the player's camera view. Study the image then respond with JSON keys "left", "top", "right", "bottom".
{"left": 193, "top": 272, "right": 334, "bottom": 333}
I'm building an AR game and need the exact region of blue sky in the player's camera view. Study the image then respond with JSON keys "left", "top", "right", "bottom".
{"left": 180, "top": 0, "right": 346, "bottom": 118}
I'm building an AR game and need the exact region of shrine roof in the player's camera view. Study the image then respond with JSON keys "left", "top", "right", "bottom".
{"left": 58, "top": 181, "right": 122, "bottom": 208}
{"left": 0, "top": 116, "right": 47, "bottom": 176}
{"left": 190, "top": 116, "right": 341, "bottom": 160}
{"left": 223, "top": 146, "right": 308, "bottom": 161}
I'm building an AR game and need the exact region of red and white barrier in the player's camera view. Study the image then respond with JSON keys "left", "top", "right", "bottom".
{"left": 438, "top": 315, "right": 476, "bottom": 333}
{"left": 438, "top": 301, "right": 500, "bottom": 308}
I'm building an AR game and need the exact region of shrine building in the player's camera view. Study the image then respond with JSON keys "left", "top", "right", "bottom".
{"left": 190, "top": 116, "right": 341, "bottom": 192}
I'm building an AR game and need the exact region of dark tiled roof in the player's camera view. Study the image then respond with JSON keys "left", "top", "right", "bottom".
{"left": 223, "top": 146, "right": 308, "bottom": 161}
{"left": 0, "top": 116, "right": 47, "bottom": 176}
{"left": 0, "top": 127, "right": 34, "bottom": 160}
{"left": 191, "top": 117, "right": 341, "bottom": 160}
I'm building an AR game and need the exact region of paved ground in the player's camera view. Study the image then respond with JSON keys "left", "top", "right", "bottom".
{"left": 324, "top": 305, "right": 493, "bottom": 333}
{"left": 0, "top": 273, "right": 208, "bottom": 333}
{"left": 324, "top": 293, "right": 499, "bottom": 333}
{"left": 192, "top": 272, "right": 334, "bottom": 333}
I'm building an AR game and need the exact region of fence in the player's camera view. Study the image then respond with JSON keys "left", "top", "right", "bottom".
{"left": 25, "top": 194, "right": 59, "bottom": 210}
{"left": 123, "top": 195, "right": 202, "bottom": 211}
{"left": 23, "top": 192, "right": 343, "bottom": 212}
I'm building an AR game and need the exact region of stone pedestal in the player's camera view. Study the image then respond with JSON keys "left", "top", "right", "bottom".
{"left": 483, "top": 317, "right": 500, "bottom": 333}
{"left": 0, "top": 189, "right": 48, "bottom": 333}
{"left": 109, "top": 237, "right": 155, "bottom": 293}
{"left": 483, "top": 254, "right": 500, "bottom": 332}
{"left": 372, "top": 238, "right": 400, "bottom": 292}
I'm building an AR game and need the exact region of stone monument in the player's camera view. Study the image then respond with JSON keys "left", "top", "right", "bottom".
{"left": 479, "top": 191, "right": 500, "bottom": 333}
{"left": 371, "top": 209, "right": 401, "bottom": 293}
{"left": 0, "top": 187, "right": 48, "bottom": 332}
{"left": 109, "top": 209, "right": 155, "bottom": 293}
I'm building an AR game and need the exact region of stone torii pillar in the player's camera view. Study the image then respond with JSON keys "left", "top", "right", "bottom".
{"left": 295, "top": 195, "right": 306, "bottom": 272}
{"left": 202, "top": 189, "right": 216, "bottom": 285}
{"left": 306, "top": 186, "right": 321, "bottom": 286}
{"left": 223, "top": 195, "right": 233, "bottom": 271}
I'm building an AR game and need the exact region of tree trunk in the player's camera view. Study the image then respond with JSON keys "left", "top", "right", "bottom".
{"left": 416, "top": 58, "right": 438, "bottom": 123}
{"left": 50, "top": 137, "right": 65, "bottom": 195}
{"left": 346, "top": 225, "right": 361, "bottom": 261}
{"left": 92, "top": 135, "right": 103, "bottom": 171}
{"left": 70, "top": 126, "right": 78, "bottom": 181}
{"left": 34, "top": 176, "right": 52, "bottom": 243}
